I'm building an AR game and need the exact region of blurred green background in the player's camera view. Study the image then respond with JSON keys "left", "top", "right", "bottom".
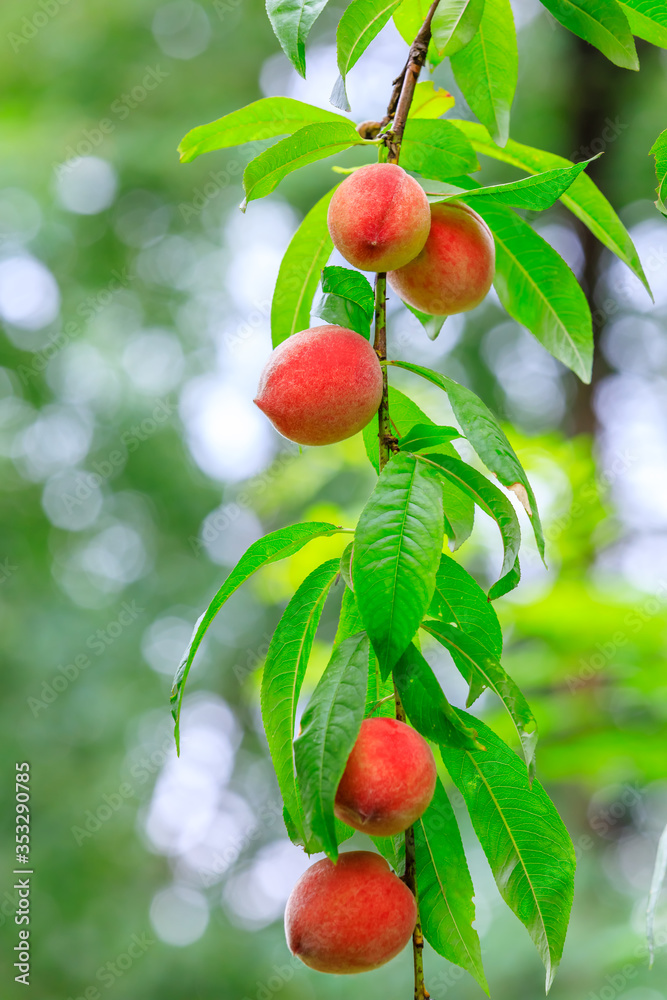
{"left": 1, "top": 1, "right": 667, "bottom": 997}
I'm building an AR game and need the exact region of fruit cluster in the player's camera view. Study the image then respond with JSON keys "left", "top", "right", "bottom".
{"left": 254, "top": 163, "right": 495, "bottom": 448}
{"left": 285, "top": 718, "right": 437, "bottom": 974}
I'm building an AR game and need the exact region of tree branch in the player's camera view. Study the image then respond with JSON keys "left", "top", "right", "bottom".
{"left": 373, "top": 5, "right": 441, "bottom": 997}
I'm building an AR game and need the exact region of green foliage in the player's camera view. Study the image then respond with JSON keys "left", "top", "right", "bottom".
{"left": 266, "top": 0, "right": 332, "bottom": 76}
{"left": 332, "top": 0, "right": 405, "bottom": 111}
{"left": 387, "top": 360, "right": 545, "bottom": 559}
{"left": 453, "top": 119, "right": 651, "bottom": 293}
{"left": 619, "top": 0, "right": 667, "bottom": 47}
{"left": 394, "top": 642, "right": 483, "bottom": 749}
{"left": 414, "top": 780, "right": 489, "bottom": 991}
{"left": 353, "top": 453, "right": 445, "bottom": 675}
{"left": 294, "top": 632, "right": 369, "bottom": 858}
{"left": 409, "top": 80, "right": 456, "bottom": 118}
{"left": 170, "top": 521, "right": 343, "bottom": 747}
{"left": 450, "top": 0, "right": 518, "bottom": 148}
{"left": 242, "top": 122, "right": 364, "bottom": 209}
{"left": 429, "top": 554, "right": 503, "bottom": 659}
{"left": 271, "top": 186, "right": 337, "bottom": 346}
{"left": 429, "top": 0, "right": 486, "bottom": 60}
{"left": 441, "top": 711, "right": 577, "bottom": 991}
{"left": 177, "top": 97, "right": 349, "bottom": 163}
{"left": 441, "top": 155, "right": 598, "bottom": 211}
{"left": 647, "top": 822, "right": 667, "bottom": 965}
{"left": 313, "top": 266, "right": 375, "bottom": 336}
{"left": 417, "top": 453, "right": 521, "bottom": 599}
{"left": 650, "top": 128, "right": 667, "bottom": 216}
{"left": 422, "top": 619, "right": 538, "bottom": 776}
{"left": 539, "top": 0, "right": 638, "bottom": 70}
{"left": 398, "top": 423, "right": 462, "bottom": 452}
{"left": 474, "top": 201, "right": 594, "bottom": 381}
{"left": 400, "top": 118, "right": 480, "bottom": 180}
{"left": 260, "top": 559, "right": 339, "bottom": 846}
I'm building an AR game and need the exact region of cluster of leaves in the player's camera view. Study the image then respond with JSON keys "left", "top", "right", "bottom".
{"left": 170, "top": 0, "right": 667, "bottom": 993}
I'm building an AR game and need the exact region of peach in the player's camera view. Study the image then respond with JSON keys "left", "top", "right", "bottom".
{"left": 285, "top": 851, "right": 416, "bottom": 974}
{"left": 388, "top": 201, "right": 495, "bottom": 315}
{"left": 334, "top": 718, "right": 436, "bottom": 836}
{"left": 254, "top": 325, "right": 382, "bottom": 445}
{"left": 327, "top": 163, "right": 431, "bottom": 272}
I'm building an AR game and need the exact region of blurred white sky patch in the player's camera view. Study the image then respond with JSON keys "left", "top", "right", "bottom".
{"left": 179, "top": 374, "right": 274, "bottom": 482}
{"left": 55, "top": 157, "right": 118, "bottom": 216}
{"left": 13, "top": 404, "right": 94, "bottom": 481}
{"left": 0, "top": 255, "right": 60, "bottom": 332}
{"left": 0, "top": 188, "right": 42, "bottom": 244}
{"left": 150, "top": 884, "right": 210, "bottom": 945}
{"left": 152, "top": 0, "right": 211, "bottom": 60}
{"left": 223, "top": 839, "right": 324, "bottom": 930}
{"left": 122, "top": 329, "right": 185, "bottom": 395}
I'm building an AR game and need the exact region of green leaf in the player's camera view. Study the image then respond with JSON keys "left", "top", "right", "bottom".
{"left": 650, "top": 128, "right": 667, "bottom": 217}
{"left": 394, "top": 642, "right": 484, "bottom": 749}
{"left": 293, "top": 633, "right": 369, "bottom": 859}
{"left": 332, "top": 0, "right": 404, "bottom": 111}
{"left": 647, "top": 821, "right": 667, "bottom": 966}
{"left": 178, "top": 97, "right": 350, "bottom": 163}
{"left": 313, "top": 266, "right": 375, "bottom": 337}
{"left": 334, "top": 588, "right": 394, "bottom": 719}
{"left": 399, "top": 423, "right": 462, "bottom": 452}
{"left": 450, "top": 0, "right": 518, "bottom": 148}
{"left": 430, "top": 554, "right": 502, "bottom": 658}
{"left": 409, "top": 81, "right": 456, "bottom": 119}
{"left": 422, "top": 618, "right": 538, "bottom": 777}
{"left": 260, "top": 559, "right": 339, "bottom": 844}
{"left": 353, "top": 453, "right": 444, "bottom": 675}
{"left": 437, "top": 156, "right": 597, "bottom": 211}
{"left": 242, "top": 122, "right": 362, "bottom": 209}
{"left": 431, "top": 0, "right": 486, "bottom": 57}
{"left": 170, "top": 521, "right": 342, "bottom": 749}
{"left": 417, "top": 453, "right": 521, "bottom": 599}
{"left": 271, "top": 186, "right": 336, "bottom": 347}
{"left": 400, "top": 119, "right": 479, "bottom": 181}
{"left": 416, "top": 779, "right": 489, "bottom": 992}
{"left": 474, "top": 202, "right": 594, "bottom": 382}
{"left": 451, "top": 118, "right": 651, "bottom": 294}
{"left": 619, "top": 0, "right": 667, "bottom": 47}
{"left": 440, "top": 710, "right": 576, "bottom": 992}
{"left": 361, "top": 387, "right": 475, "bottom": 550}
{"left": 266, "top": 0, "right": 331, "bottom": 77}
{"left": 386, "top": 359, "right": 545, "bottom": 559}
{"left": 338, "top": 541, "right": 354, "bottom": 592}
{"left": 393, "top": 0, "right": 434, "bottom": 46}
{"left": 404, "top": 302, "right": 448, "bottom": 341}
{"left": 539, "top": 0, "right": 638, "bottom": 69}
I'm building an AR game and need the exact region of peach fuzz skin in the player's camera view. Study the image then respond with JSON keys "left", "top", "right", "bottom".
{"left": 285, "top": 851, "right": 417, "bottom": 974}
{"left": 388, "top": 201, "right": 495, "bottom": 316}
{"left": 327, "top": 163, "right": 431, "bottom": 272}
{"left": 334, "top": 717, "right": 437, "bottom": 836}
{"left": 254, "top": 325, "right": 383, "bottom": 446}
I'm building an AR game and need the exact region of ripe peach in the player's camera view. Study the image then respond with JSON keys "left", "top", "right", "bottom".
{"left": 334, "top": 717, "right": 436, "bottom": 836}
{"left": 254, "top": 325, "right": 382, "bottom": 446}
{"left": 388, "top": 201, "right": 495, "bottom": 315}
{"left": 327, "top": 163, "right": 431, "bottom": 272}
{"left": 285, "top": 851, "right": 416, "bottom": 974}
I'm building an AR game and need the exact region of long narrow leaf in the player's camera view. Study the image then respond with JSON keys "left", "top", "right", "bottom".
{"left": 647, "top": 821, "right": 667, "bottom": 965}
{"left": 450, "top": 118, "right": 650, "bottom": 293}
{"left": 294, "top": 633, "right": 369, "bottom": 859}
{"left": 422, "top": 618, "right": 538, "bottom": 777}
{"left": 260, "top": 559, "right": 339, "bottom": 844}
{"left": 386, "top": 359, "right": 545, "bottom": 559}
{"left": 619, "top": 0, "right": 667, "bottom": 47}
{"left": 170, "top": 521, "right": 342, "bottom": 749}
{"left": 271, "top": 186, "right": 336, "bottom": 346}
{"left": 332, "top": 0, "right": 404, "bottom": 111}
{"left": 441, "top": 710, "right": 576, "bottom": 991}
{"left": 266, "top": 0, "right": 331, "bottom": 77}
{"left": 539, "top": 0, "right": 638, "bottom": 69}
{"left": 353, "top": 453, "right": 444, "bottom": 674}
